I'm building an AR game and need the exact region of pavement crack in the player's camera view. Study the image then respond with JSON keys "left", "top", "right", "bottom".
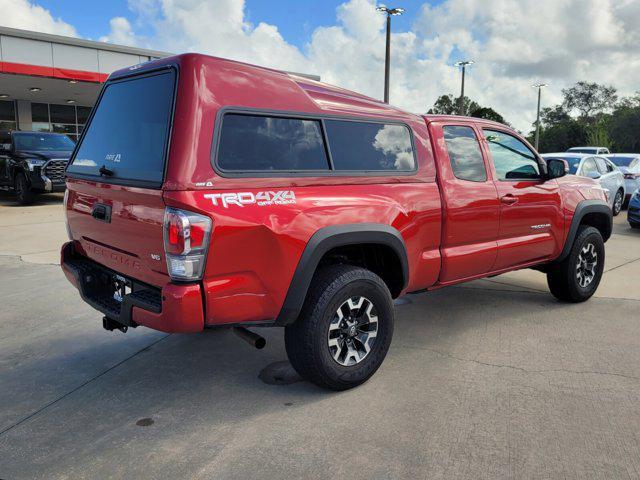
{"left": 400, "top": 344, "right": 640, "bottom": 382}
{"left": 0, "top": 334, "right": 171, "bottom": 437}
{"left": 454, "top": 284, "right": 640, "bottom": 302}
{"left": 605, "top": 256, "right": 640, "bottom": 273}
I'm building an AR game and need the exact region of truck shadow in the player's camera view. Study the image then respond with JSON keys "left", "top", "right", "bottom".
{"left": 0, "top": 190, "right": 64, "bottom": 207}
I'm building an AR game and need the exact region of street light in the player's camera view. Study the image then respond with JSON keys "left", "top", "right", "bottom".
{"left": 454, "top": 60, "right": 474, "bottom": 115}
{"left": 532, "top": 82, "right": 548, "bottom": 150}
{"left": 376, "top": 6, "right": 404, "bottom": 103}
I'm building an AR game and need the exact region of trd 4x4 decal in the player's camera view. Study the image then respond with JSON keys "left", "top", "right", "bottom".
{"left": 204, "top": 191, "right": 296, "bottom": 208}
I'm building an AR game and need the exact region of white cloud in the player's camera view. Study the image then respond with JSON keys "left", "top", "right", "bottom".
{"left": 4, "top": 0, "right": 640, "bottom": 132}
{"left": 99, "top": 17, "right": 137, "bottom": 46}
{"left": 0, "top": 0, "right": 77, "bottom": 36}
{"left": 118, "top": 0, "right": 640, "bottom": 131}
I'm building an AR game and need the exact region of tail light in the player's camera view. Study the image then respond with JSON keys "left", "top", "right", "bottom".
{"left": 624, "top": 173, "right": 638, "bottom": 180}
{"left": 163, "top": 207, "right": 212, "bottom": 281}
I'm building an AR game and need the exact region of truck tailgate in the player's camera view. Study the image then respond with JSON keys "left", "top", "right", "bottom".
{"left": 66, "top": 178, "right": 168, "bottom": 287}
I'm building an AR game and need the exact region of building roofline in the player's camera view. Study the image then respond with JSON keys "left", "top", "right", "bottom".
{"left": 0, "top": 26, "right": 172, "bottom": 58}
{"left": 0, "top": 26, "right": 322, "bottom": 81}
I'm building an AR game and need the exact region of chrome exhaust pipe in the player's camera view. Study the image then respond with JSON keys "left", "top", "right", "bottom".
{"left": 232, "top": 326, "right": 266, "bottom": 349}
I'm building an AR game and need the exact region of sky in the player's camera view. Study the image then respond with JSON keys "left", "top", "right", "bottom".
{"left": 2, "top": 0, "right": 640, "bottom": 132}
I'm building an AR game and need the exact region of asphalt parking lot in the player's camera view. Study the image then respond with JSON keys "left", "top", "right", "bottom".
{"left": 1, "top": 192, "right": 639, "bottom": 480}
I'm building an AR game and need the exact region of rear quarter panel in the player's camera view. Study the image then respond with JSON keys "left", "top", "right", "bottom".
{"left": 164, "top": 184, "right": 441, "bottom": 325}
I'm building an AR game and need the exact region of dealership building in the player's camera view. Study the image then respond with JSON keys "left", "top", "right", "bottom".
{"left": 0, "top": 26, "right": 170, "bottom": 141}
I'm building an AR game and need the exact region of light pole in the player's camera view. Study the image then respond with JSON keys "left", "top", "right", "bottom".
{"left": 532, "top": 83, "right": 548, "bottom": 150}
{"left": 454, "top": 60, "right": 474, "bottom": 115}
{"left": 376, "top": 6, "right": 404, "bottom": 103}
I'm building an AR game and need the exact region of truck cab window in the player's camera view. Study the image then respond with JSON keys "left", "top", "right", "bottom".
{"left": 483, "top": 129, "right": 540, "bottom": 181}
{"left": 442, "top": 125, "right": 487, "bottom": 182}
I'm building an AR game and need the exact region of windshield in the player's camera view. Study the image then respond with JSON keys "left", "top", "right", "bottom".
{"left": 67, "top": 70, "right": 175, "bottom": 187}
{"left": 609, "top": 156, "right": 638, "bottom": 168}
{"left": 13, "top": 133, "right": 75, "bottom": 151}
{"left": 567, "top": 148, "right": 596, "bottom": 154}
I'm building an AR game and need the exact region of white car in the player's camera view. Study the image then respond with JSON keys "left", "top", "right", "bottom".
{"left": 566, "top": 146, "right": 611, "bottom": 155}
{"left": 542, "top": 153, "right": 626, "bottom": 215}
{"left": 604, "top": 154, "right": 640, "bottom": 204}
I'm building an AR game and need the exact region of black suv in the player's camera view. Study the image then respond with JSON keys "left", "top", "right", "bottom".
{"left": 0, "top": 131, "right": 75, "bottom": 204}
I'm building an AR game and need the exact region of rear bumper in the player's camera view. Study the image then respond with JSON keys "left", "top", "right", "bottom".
{"left": 61, "top": 242, "right": 204, "bottom": 333}
{"left": 624, "top": 179, "right": 640, "bottom": 199}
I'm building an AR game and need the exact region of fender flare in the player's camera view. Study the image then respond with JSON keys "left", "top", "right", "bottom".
{"left": 275, "top": 223, "right": 408, "bottom": 326}
{"left": 556, "top": 199, "right": 612, "bottom": 262}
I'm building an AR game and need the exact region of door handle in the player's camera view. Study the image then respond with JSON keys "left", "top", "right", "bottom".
{"left": 92, "top": 203, "right": 112, "bottom": 223}
{"left": 500, "top": 194, "right": 518, "bottom": 205}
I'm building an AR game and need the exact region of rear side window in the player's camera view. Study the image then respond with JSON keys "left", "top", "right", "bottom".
{"left": 217, "top": 114, "right": 329, "bottom": 172}
{"left": 67, "top": 70, "right": 175, "bottom": 186}
{"left": 324, "top": 120, "right": 415, "bottom": 171}
{"left": 442, "top": 125, "right": 486, "bottom": 182}
{"left": 595, "top": 157, "right": 609, "bottom": 174}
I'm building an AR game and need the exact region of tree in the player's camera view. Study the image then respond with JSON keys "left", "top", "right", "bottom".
{"left": 607, "top": 104, "right": 640, "bottom": 152}
{"left": 617, "top": 91, "right": 640, "bottom": 109}
{"left": 428, "top": 94, "right": 480, "bottom": 116}
{"left": 534, "top": 120, "right": 587, "bottom": 153}
{"left": 562, "top": 81, "right": 618, "bottom": 118}
{"left": 540, "top": 105, "right": 571, "bottom": 127}
{"left": 585, "top": 118, "right": 612, "bottom": 149}
{"left": 470, "top": 107, "right": 505, "bottom": 124}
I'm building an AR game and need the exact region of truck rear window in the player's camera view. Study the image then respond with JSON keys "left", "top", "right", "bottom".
{"left": 324, "top": 120, "right": 415, "bottom": 171}
{"left": 217, "top": 114, "right": 329, "bottom": 172}
{"left": 215, "top": 113, "right": 416, "bottom": 175}
{"left": 67, "top": 70, "right": 175, "bottom": 187}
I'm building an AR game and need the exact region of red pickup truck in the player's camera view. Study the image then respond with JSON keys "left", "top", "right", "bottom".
{"left": 61, "top": 53, "right": 612, "bottom": 390}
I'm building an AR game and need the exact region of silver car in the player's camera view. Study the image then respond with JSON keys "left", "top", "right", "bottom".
{"left": 604, "top": 154, "right": 640, "bottom": 204}
{"left": 542, "top": 153, "right": 626, "bottom": 215}
{"left": 566, "top": 146, "right": 611, "bottom": 155}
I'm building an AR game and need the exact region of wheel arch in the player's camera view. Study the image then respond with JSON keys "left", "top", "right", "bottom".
{"left": 12, "top": 165, "right": 31, "bottom": 187}
{"left": 275, "top": 223, "right": 408, "bottom": 326}
{"left": 556, "top": 199, "right": 612, "bottom": 263}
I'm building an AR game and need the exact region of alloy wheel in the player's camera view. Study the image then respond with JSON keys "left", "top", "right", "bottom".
{"left": 613, "top": 191, "right": 623, "bottom": 214}
{"left": 576, "top": 243, "right": 598, "bottom": 288}
{"left": 327, "top": 296, "right": 378, "bottom": 366}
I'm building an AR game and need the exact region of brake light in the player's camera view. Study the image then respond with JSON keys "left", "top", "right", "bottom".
{"left": 163, "top": 207, "right": 212, "bottom": 281}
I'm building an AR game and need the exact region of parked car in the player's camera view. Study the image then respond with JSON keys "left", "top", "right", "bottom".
{"left": 628, "top": 188, "right": 640, "bottom": 229}
{"left": 0, "top": 131, "right": 74, "bottom": 204}
{"left": 542, "top": 153, "right": 625, "bottom": 215}
{"left": 567, "top": 146, "right": 611, "bottom": 155}
{"left": 60, "top": 54, "right": 612, "bottom": 391}
{"left": 605, "top": 154, "right": 640, "bottom": 204}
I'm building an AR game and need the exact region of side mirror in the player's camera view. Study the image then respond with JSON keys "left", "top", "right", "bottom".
{"left": 546, "top": 158, "right": 568, "bottom": 179}
{"left": 585, "top": 171, "right": 601, "bottom": 180}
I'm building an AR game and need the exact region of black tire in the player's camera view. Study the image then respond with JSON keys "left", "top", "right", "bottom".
{"left": 285, "top": 265, "right": 394, "bottom": 391}
{"left": 612, "top": 189, "right": 623, "bottom": 216}
{"left": 630, "top": 222, "right": 640, "bottom": 230}
{"left": 547, "top": 226, "right": 605, "bottom": 303}
{"left": 15, "top": 173, "right": 35, "bottom": 205}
